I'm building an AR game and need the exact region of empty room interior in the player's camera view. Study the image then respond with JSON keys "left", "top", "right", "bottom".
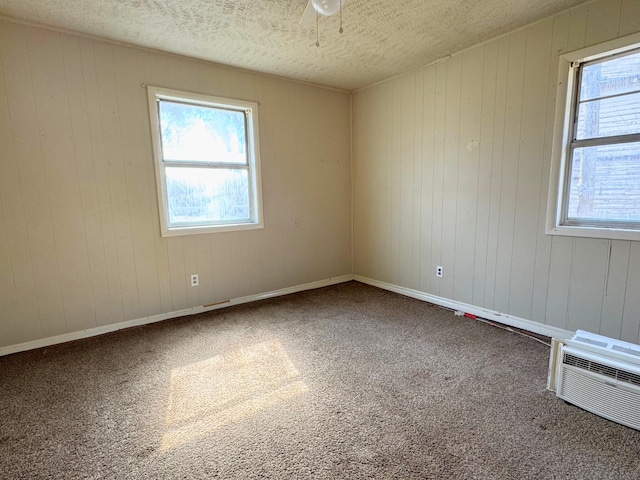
{"left": 1, "top": 0, "right": 640, "bottom": 478}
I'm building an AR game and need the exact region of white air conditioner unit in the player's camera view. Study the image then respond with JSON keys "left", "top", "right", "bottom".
{"left": 548, "top": 330, "right": 640, "bottom": 431}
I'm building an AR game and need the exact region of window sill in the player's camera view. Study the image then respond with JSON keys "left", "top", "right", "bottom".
{"left": 161, "top": 221, "right": 264, "bottom": 237}
{"left": 546, "top": 224, "right": 640, "bottom": 242}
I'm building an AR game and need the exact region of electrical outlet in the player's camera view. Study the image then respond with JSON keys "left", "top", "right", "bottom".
{"left": 191, "top": 274, "right": 199, "bottom": 287}
{"left": 436, "top": 266, "right": 443, "bottom": 278}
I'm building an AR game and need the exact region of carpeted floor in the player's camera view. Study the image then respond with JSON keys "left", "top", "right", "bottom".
{"left": 1, "top": 281, "right": 639, "bottom": 479}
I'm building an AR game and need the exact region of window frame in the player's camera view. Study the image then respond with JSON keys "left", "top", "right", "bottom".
{"left": 546, "top": 32, "right": 640, "bottom": 242}
{"left": 147, "top": 86, "right": 264, "bottom": 237}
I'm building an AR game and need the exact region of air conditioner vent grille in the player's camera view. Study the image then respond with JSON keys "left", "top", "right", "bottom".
{"left": 574, "top": 336, "right": 608, "bottom": 348}
{"left": 564, "top": 353, "right": 640, "bottom": 386}
{"left": 612, "top": 345, "right": 640, "bottom": 358}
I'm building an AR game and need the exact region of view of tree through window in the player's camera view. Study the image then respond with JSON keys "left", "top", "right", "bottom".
{"left": 567, "top": 50, "right": 640, "bottom": 224}
{"left": 158, "top": 100, "right": 251, "bottom": 226}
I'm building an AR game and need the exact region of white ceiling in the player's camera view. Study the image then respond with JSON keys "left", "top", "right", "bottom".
{"left": 0, "top": 0, "right": 591, "bottom": 91}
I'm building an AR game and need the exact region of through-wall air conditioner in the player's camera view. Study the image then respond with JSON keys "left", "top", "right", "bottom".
{"left": 548, "top": 330, "right": 640, "bottom": 431}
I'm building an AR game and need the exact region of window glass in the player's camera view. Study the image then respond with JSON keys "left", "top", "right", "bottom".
{"left": 578, "top": 52, "right": 640, "bottom": 102}
{"left": 575, "top": 92, "right": 640, "bottom": 140}
{"left": 165, "top": 167, "right": 250, "bottom": 226}
{"left": 567, "top": 142, "right": 640, "bottom": 223}
{"left": 158, "top": 100, "right": 247, "bottom": 164}
{"left": 147, "top": 86, "right": 262, "bottom": 236}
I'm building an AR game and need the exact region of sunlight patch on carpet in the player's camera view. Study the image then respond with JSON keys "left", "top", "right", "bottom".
{"left": 161, "top": 339, "right": 307, "bottom": 450}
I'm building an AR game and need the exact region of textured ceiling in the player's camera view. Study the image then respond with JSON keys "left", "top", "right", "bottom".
{"left": 0, "top": 0, "right": 591, "bottom": 91}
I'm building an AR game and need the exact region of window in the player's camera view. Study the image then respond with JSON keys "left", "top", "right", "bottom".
{"left": 147, "top": 86, "right": 263, "bottom": 236}
{"left": 547, "top": 34, "right": 640, "bottom": 241}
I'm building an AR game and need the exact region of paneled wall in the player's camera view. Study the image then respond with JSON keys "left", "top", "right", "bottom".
{"left": 0, "top": 20, "right": 352, "bottom": 349}
{"left": 353, "top": 0, "right": 640, "bottom": 342}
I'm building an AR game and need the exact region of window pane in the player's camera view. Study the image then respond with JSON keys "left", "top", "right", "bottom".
{"left": 579, "top": 50, "right": 640, "bottom": 102}
{"left": 159, "top": 100, "right": 247, "bottom": 164}
{"left": 165, "top": 167, "right": 250, "bottom": 226}
{"left": 567, "top": 142, "right": 640, "bottom": 222}
{"left": 576, "top": 92, "right": 640, "bottom": 139}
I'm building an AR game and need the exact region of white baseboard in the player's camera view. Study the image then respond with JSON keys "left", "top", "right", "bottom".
{"left": 354, "top": 275, "right": 573, "bottom": 340}
{"left": 0, "top": 274, "right": 355, "bottom": 357}
{"left": 1, "top": 274, "right": 572, "bottom": 357}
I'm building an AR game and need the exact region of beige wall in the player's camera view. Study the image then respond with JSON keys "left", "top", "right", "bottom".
{"left": 0, "top": 20, "right": 352, "bottom": 349}
{"left": 353, "top": 0, "right": 640, "bottom": 342}
{"left": 3, "top": 0, "right": 640, "bottom": 352}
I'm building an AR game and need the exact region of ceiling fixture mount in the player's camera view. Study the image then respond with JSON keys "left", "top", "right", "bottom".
{"left": 311, "top": 0, "right": 343, "bottom": 16}
{"left": 300, "top": 0, "right": 347, "bottom": 46}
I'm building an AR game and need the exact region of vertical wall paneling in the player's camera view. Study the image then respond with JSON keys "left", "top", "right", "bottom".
{"left": 493, "top": 29, "right": 526, "bottom": 314}
{"left": 567, "top": 239, "right": 609, "bottom": 333}
{"left": 390, "top": 78, "right": 402, "bottom": 285}
{"left": 250, "top": 77, "right": 286, "bottom": 295}
{"left": 144, "top": 51, "right": 174, "bottom": 315}
{"left": 94, "top": 42, "right": 142, "bottom": 322}
{"left": 453, "top": 48, "right": 483, "bottom": 305}
{"left": 530, "top": 12, "right": 570, "bottom": 325}
{"left": 165, "top": 237, "right": 189, "bottom": 311}
{"left": 286, "top": 83, "right": 308, "bottom": 285}
{"left": 182, "top": 236, "right": 201, "bottom": 307}
{"left": 28, "top": 30, "right": 97, "bottom": 333}
{"left": 4, "top": 0, "right": 640, "bottom": 350}
{"left": 545, "top": 237, "right": 574, "bottom": 330}
{"left": 472, "top": 40, "right": 498, "bottom": 307}
{"left": 352, "top": 89, "right": 369, "bottom": 277}
{"left": 0, "top": 20, "right": 351, "bottom": 350}
{"left": 585, "top": 0, "right": 622, "bottom": 46}
{"left": 0, "top": 184, "right": 20, "bottom": 348}
{"left": 622, "top": 242, "right": 640, "bottom": 344}
{"left": 381, "top": 82, "right": 392, "bottom": 282}
{"left": 0, "top": 142, "right": 21, "bottom": 343}
{"left": 3, "top": 24, "right": 67, "bottom": 339}
{"left": 116, "top": 47, "right": 163, "bottom": 318}
{"left": 79, "top": 40, "right": 124, "bottom": 326}
{"left": 246, "top": 78, "right": 275, "bottom": 294}
{"left": 600, "top": 241, "right": 631, "bottom": 339}
{"left": 279, "top": 82, "right": 301, "bottom": 285}
{"left": 0, "top": 197, "right": 22, "bottom": 345}
{"left": 567, "top": 6, "right": 588, "bottom": 52}
{"left": 399, "top": 75, "right": 415, "bottom": 288}
{"left": 373, "top": 84, "right": 387, "bottom": 280}
{"left": 280, "top": 78, "right": 301, "bottom": 286}
{"left": 441, "top": 56, "right": 461, "bottom": 300}
{"left": 352, "top": 0, "right": 639, "bottom": 340}
{"left": 0, "top": 32, "right": 33, "bottom": 345}
{"left": 430, "top": 63, "right": 447, "bottom": 297}
{"left": 418, "top": 67, "right": 436, "bottom": 294}
{"left": 411, "top": 71, "right": 424, "bottom": 291}
{"left": 375, "top": 84, "right": 387, "bottom": 280}
{"left": 619, "top": 0, "right": 640, "bottom": 37}
{"left": 508, "top": 20, "right": 552, "bottom": 321}
{"left": 61, "top": 35, "right": 112, "bottom": 328}
{"left": 483, "top": 36, "right": 510, "bottom": 310}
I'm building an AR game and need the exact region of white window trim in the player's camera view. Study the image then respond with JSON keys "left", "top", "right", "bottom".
{"left": 546, "top": 32, "right": 640, "bottom": 242}
{"left": 147, "top": 86, "right": 264, "bottom": 237}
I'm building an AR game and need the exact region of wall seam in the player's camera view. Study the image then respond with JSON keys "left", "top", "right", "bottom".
{"left": 350, "top": 93, "right": 355, "bottom": 275}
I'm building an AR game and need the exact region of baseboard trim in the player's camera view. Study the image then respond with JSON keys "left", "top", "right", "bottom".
{"left": 0, "top": 274, "right": 355, "bottom": 357}
{"left": 354, "top": 275, "right": 573, "bottom": 340}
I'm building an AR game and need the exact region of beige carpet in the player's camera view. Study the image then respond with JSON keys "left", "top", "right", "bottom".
{"left": 1, "top": 281, "right": 639, "bottom": 479}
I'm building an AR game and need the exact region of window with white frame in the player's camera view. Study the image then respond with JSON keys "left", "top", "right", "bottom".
{"left": 547, "top": 34, "right": 640, "bottom": 241}
{"left": 147, "top": 86, "right": 263, "bottom": 236}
